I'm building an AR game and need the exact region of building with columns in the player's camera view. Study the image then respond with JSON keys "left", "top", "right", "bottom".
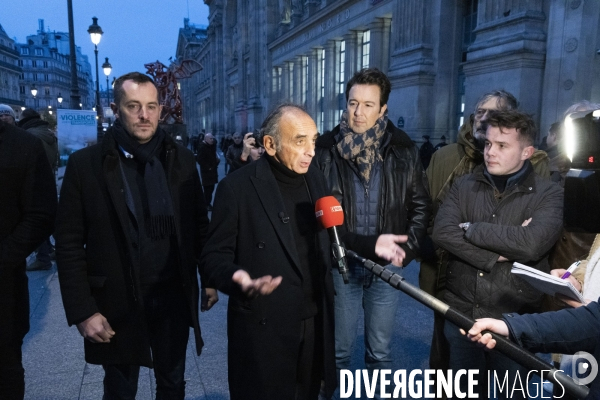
{"left": 182, "top": 0, "right": 600, "bottom": 144}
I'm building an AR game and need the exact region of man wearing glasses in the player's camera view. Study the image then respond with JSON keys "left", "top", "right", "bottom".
{"left": 55, "top": 72, "right": 216, "bottom": 399}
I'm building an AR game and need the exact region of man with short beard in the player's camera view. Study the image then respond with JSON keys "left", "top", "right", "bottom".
{"left": 55, "top": 72, "right": 216, "bottom": 399}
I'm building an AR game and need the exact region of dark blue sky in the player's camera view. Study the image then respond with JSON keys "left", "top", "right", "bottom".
{"left": 2, "top": 0, "right": 210, "bottom": 90}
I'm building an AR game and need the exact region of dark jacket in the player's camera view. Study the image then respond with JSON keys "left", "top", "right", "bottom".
{"left": 432, "top": 163, "right": 563, "bottom": 319}
{"left": 55, "top": 127, "right": 209, "bottom": 367}
{"left": 503, "top": 301, "right": 600, "bottom": 400}
{"left": 200, "top": 157, "right": 336, "bottom": 400}
{"left": 196, "top": 140, "right": 219, "bottom": 186}
{"left": 313, "top": 121, "right": 431, "bottom": 266}
{"left": 226, "top": 142, "right": 250, "bottom": 173}
{"left": 18, "top": 116, "right": 59, "bottom": 170}
{"left": 0, "top": 121, "right": 56, "bottom": 341}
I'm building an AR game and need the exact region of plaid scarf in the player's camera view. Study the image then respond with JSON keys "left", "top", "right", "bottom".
{"left": 336, "top": 109, "right": 388, "bottom": 185}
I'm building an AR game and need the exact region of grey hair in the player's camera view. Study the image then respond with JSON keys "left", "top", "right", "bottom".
{"left": 562, "top": 100, "right": 600, "bottom": 119}
{"left": 259, "top": 103, "right": 308, "bottom": 151}
{"left": 474, "top": 89, "right": 519, "bottom": 113}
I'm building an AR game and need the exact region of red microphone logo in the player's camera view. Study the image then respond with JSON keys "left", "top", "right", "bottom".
{"left": 315, "top": 196, "right": 344, "bottom": 228}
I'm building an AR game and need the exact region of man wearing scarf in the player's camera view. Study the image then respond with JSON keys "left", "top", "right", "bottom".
{"left": 313, "top": 68, "right": 431, "bottom": 398}
{"left": 432, "top": 110, "right": 563, "bottom": 399}
{"left": 55, "top": 72, "right": 215, "bottom": 399}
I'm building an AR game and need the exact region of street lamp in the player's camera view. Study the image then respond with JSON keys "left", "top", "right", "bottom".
{"left": 57, "top": 93, "right": 63, "bottom": 108}
{"left": 102, "top": 57, "right": 112, "bottom": 107}
{"left": 31, "top": 85, "right": 38, "bottom": 110}
{"left": 88, "top": 17, "right": 103, "bottom": 141}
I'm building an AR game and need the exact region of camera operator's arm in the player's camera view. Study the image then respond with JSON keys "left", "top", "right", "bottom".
{"left": 432, "top": 177, "right": 501, "bottom": 272}
{"left": 464, "top": 183, "right": 563, "bottom": 263}
{"left": 240, "top": 132, "right": 255, "bottom": 162}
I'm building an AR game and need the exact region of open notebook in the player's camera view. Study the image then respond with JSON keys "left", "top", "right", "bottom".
{"left": 511, "top": 262, "right": 586, "bottom": 303}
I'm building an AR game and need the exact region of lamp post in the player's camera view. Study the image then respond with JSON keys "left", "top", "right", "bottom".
{"left": 31, "top": 85, "right": 38, "bottom": 111}
{"left": 102, "top": 57, "right": 112, "bottom": 106}
{"left": 88, "top": 17, "right": 103, "bottom": 141}
{"left": 57, "top": 93, "right": 63, "bottom": 108}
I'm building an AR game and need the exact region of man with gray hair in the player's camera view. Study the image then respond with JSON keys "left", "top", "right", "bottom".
{"left": 201, "top": 104, "right": 336, "bottom": 399}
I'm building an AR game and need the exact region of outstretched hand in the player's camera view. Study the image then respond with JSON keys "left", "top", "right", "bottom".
{"left": 375, "top": 234, "right": 408, "bottom": 267}
{"left": 232, "top": 269, "right": 282, "bottom": 298}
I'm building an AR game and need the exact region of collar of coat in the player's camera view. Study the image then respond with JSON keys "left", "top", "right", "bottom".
{"left": 101, "top": 123, "right": 176, "bottom": 158}
{"left": 316, "top": 120, "right": 414, "bottom": 150}
{"left": 473, "top": 160, "right": 537, "bottom": 193}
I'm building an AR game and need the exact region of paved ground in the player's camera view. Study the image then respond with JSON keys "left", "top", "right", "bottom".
{"left": 23, "top": 256, "right": 431, "bottom": 400}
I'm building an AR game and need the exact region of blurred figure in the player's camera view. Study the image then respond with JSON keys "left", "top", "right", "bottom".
{"left": 0, "top": 104, "right": 16, "bottom": 125}
{"left": 55, "top": 72, "right": 215, "bottom": 399}
{"left": 0, "top": 118, "right": 56, "bottom": 399}
{"left": 434, "top": 135, "right": 447, "bottom": 151}
{"left": 18, "top": 108, "right": 59, "bottom": 271}
{"left": 225, "top": 132, "right": 244, "bottom": 174}
{"left": 419, "top": 134, "right": 435, "bottom": 169}
{"left": 545, "top": 121, "right": 569, "bottom": 185}
{"left": 201, "top": 104, "right": 336, "bottom": 399}
{"left": 219, "top": 133, "right": 234, "bottom": 173}
{"left": 196, "top": 132, "right": 220, "bottom": 211}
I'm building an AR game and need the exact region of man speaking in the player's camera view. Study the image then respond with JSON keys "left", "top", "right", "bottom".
{"left": 201, "top": 104, "right": 336, "bottom": 399}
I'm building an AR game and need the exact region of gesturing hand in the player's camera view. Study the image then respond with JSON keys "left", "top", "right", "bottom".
{"left": 232, "top": 270, "right": 282, "bottom": 298}
{"left": 375, "top": 234, "right": 408, "bottom": 267}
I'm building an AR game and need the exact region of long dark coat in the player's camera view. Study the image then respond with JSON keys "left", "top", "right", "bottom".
{"left": 0, "top": 122, "right": 56, "bottom": 346}
{"left": 55, "top": 128, "right": 209, "bottom": 367}
{"left": 200, "top": 157, "right": 336, "bottom": 400}
{"left": 196, "top": 140, "right": 219, "bottom": 186}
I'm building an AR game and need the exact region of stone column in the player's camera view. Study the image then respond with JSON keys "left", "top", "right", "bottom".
{"left": 294, "top": 56, "right": 303, "bottom": 105}
{"left": 387, "top": 0, "right": 435, "bottom": 138}
{"left": 323, "top": 40, "right": 337, "bottom": 131}
{"left": 462, "top": 0, "right": 546, "bottom": 126}
{"left": 306, "top": 49, "right": 319, "bottom": 123}
{"left": 344, "top": 30, "right": 359, "bottom": 80}
{"left": 368, "top": 17, "right": 391, "bottom": 72}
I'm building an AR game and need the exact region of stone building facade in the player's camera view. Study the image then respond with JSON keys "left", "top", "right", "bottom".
{"left": 182, "top": 0, "right": 600, "bottom": 144}
{"left": 16, "top": 20, "right": 94, "bottom": 116}
{"left": 0, "top": 24, "right": 24, "bottom": 111}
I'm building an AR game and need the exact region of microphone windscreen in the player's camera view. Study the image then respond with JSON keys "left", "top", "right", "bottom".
{"left": 315, "top": 196, "right": 344, "bottom": 228}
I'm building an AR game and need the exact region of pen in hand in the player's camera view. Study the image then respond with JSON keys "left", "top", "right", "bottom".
{"left": 561, "top": 260, "right": 581, "bottom": 280}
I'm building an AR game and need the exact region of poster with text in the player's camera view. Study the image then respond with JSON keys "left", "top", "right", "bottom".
{"left": 57, "top": 109, "right": 97, "bottom": 166}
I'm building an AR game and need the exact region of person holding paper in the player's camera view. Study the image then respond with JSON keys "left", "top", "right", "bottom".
{"left": 432, "top": 109, "right": 564, "bottom": 399}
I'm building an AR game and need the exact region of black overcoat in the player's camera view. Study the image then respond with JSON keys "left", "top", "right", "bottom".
{"left": 55, "top": 128, "right": 209, "bottom": 367}
{"left": 0, "top": 122, "right": 56, "bottom": 345}
{"left": 196, "top": 140, "right": 219, "bottom": 186}
{"left": 200, "top": 157, "right": 336, "bottom": 400}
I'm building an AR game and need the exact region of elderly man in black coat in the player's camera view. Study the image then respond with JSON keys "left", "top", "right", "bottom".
{"left": 0, "top": 120, "right": 56, "bottom": 399}
{"left": 55, "top": 72, "right": 216, "bottom": 399}
{"left": 201, "top": 104, "right": 336, "bottom": 399}
{"left": 196, "top": 132, "right": 219, "bottom": 210}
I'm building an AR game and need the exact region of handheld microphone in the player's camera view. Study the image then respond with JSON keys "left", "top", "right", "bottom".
{"left": 315, "top": 196, "right": 349, "bottom": 284}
